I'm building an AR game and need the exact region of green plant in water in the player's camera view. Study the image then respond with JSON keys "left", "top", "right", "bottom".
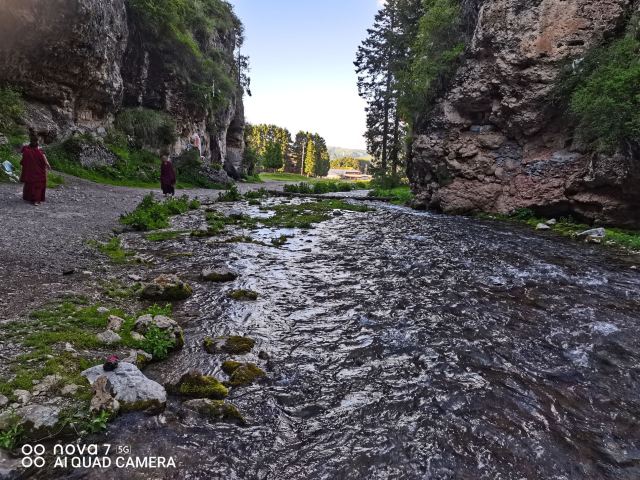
{"left": 141, "top": 325, "right": 176, "bottom": 360}
{"left": 85, "top": 410, "right": 111, "bottom": 434}
{"left": 0, "top": 422, "right": 23, "bottom": 450}
{"left": 218, "top": 184, "right": 242, "bottom": 202}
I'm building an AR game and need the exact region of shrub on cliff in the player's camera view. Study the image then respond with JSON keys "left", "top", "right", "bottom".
{"left": 0, "top": 87, "right": 24, "bottom": 132}
{"left": 127, "top": 0, "right": 241, "bottom": 113}
{"left": 114, "top": 108, "right": 177, "bottom": 150}
{"left": 569, "top": 37, "right": 640, "bottom": 154}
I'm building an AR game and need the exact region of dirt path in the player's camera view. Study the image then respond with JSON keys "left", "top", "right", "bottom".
{"left": 0, "top": 175, "right": 282, "bottom": 320}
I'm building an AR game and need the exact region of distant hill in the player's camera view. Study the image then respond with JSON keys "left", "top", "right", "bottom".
{"left": 328, "top": 146, "right": 372, "bottom": 161}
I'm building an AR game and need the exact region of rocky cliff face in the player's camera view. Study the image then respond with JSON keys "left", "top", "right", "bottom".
{"left": 0, "top": 0, "right": 245, "bottom": 175}
{"left": 408, "top": 0, "right": 639, "bottom": 227}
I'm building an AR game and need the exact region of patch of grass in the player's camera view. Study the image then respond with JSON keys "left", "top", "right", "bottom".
{"left": 283, "top": 180, "right": 370, "bottom": 195}
{"left": 368, "top": 185, "right": 414, "bottom": 205}
{"left": 120, "top": 193, "right": 199, "bottom": 231}
{"left": 0, "top": 301, "right": 170, "bottom": 399}
{"left": 242, "top": 174, "right": 263, "bottom": 183}
{"left": 477, "top": 210, "right": 640, "bottom": 252}
{"left": 100, "top": 279, "right": 142, "bottom": 299}
{"left": 47, "top": 171, "right": 65, "bottom": 188}
{"left": 260, "top": 200, "right": 371, "bottom": 229}
{"left": 145, "top": 230, "right": 188, "bottom": 242}
{"left": 259, "top": 173, "right": 322, "bottom": 183}
{"left": 89, "top": 237, "right": 133, "bottom": 264}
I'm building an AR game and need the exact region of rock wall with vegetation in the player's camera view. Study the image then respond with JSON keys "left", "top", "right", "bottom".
{"left": 0, "top": 0, "right": 246, "bottom": 178}
{"left": 408, "top": 0, "right": 640, "bottom": 227}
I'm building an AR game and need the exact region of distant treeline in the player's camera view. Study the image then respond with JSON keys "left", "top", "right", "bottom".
{"left": 245, "top": 124, "right": 330, "bottom": 177}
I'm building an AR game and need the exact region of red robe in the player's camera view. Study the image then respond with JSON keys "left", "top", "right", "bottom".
{"left": 20, "top": 146, "right": 47, "bottom": 202}
{"left": 160, "top": 161, "right": 176, "bottom": 194}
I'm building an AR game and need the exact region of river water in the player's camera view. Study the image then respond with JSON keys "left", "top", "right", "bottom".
{"left": 56, "top": 199, "right": 640, "bottom": 479}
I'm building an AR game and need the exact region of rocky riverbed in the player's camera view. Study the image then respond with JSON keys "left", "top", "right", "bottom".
{"left": 1, "top": 180, "right": 640, "bottom": 479}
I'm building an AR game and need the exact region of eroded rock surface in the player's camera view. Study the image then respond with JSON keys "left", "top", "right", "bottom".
{"left": 408, "top": 0, "right": 640, "bottom": 227}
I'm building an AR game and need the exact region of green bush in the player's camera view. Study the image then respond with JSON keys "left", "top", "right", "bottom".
{"left": 218, "top": 184, "right": 241, "bottom": 201}
{"left": 127, "top": 0, "right": 240, "bottom": 113}
{"left": 569, "top": 37, "right": 640, "bottom": 153}
{"left": 0, "top": 87, "right": 24, "bottom": 132}
{"left": 141, "top": 325, "right": 176, "bottom": 361}
{"left": 114, "top": 108, "right": 176, "bottom": 149}
{"left": 400, "top": 0, "right": 465, "bottom": 124}
{"left": 120, "top": 193, "right": 197, "bottom": 231}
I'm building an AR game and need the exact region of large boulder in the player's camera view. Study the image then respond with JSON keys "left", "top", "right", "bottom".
{"left": 82, "top": 362, "right": 166, "bottom": 413}
{"left": 140, "top": 274, "right": 193, "bottom": 301}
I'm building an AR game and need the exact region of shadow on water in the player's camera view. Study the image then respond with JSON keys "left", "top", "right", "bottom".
{"left": 50, "top": 201, "right": 640, "bottom": 479}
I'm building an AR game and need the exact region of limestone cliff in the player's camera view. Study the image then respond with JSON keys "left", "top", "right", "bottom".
{"left": 408, "top": 0, "right": 640, "bottom": 227}
{"left": 0, "top": 0, "right": 245, "bottom": 176}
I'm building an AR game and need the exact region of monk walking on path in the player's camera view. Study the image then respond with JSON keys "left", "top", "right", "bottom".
{"left": 20, "top": 131, "right": 50, "bottom": 206}
{"left": 160, "top": 155, "right": 176, "bottom": 196}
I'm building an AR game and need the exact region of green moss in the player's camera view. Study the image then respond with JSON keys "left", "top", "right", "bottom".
{"left": 145, "top": 230, "right": 188, "bottom": 242}
{"left": 226, "top": 363, "right": 265, "bottom": 387}
{"left": 227, "top": 289, "right": 258, "bottom": 301}
{"left": 89, "top": 237, "right": 133, "bottom": 264}
{"left": 203, "top": 336, "right": 255, "bottom": 355}
{"left": 221, "top": 360, "right": 242, "bottom": 375}
{"left": 176, "top": 372, "right": 228, "bottom": 399}
{"left": 270, "top": 234, "right": 291, "bottom": 247}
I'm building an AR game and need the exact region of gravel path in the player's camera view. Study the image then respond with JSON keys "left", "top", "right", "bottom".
{"left": 0, "top": 175, "right": 282, "bottom": 319}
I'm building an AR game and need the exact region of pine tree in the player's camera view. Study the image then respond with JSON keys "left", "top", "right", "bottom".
{"left": 303, "top": 139, "right": 316, "bottom": 177}
{"left": 355, "top": 0, "right": 424, "bottom": 178}
{"left": 263, "top": 141, "right": 284, "bottom": 172}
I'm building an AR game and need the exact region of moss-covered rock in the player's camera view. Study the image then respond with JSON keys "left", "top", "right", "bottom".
{"left": 173, "top": 371, "right": 228, "bottom": 399}
{"left": 226, "top": 363, "right": 265, "bottom": 387}
{"left": 183, "top": 399, "right": 246, "bottom": 425}
{"left": 221, "top": 360, "right": 243, "bottom": 375}
{"left": 201, "top": 267, "right": 238, "bottom": 282}
{"left": 203, "top": 336, "right": 255, "bottom": 355}
{"left": 227, "top": 289, "right": 258, "bottom": 301}
{"left": 140, "top": 274, "right": 193, "bottom": 301}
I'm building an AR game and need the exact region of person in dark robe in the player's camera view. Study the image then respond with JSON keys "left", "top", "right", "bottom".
{"left": 160, "top": 155, "right": 176, "bottom": 196}
{"left": 20, "top": 131, "right": 50, "bottom": 205}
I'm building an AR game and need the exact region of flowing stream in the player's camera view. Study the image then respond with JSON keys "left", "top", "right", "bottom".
{"left": 54, "top": 199, "right": 640, "bottom": 479}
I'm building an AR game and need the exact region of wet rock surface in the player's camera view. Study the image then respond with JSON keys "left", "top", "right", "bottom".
{"left": 56, "top": 201, "right": 640, "bottom": 479}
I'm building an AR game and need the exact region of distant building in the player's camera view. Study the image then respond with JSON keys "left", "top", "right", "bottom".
{"left": 326, "top": 169, "right": 372, "bottom": 181}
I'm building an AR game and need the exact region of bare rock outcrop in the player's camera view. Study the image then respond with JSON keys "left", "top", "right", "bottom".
{"left": 408, "top": 0, "right": 640, "bottom": 227}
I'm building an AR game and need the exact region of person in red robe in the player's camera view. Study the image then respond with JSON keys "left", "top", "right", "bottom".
{"left": 160, "top": 155, "right": 176, "bottom": 196}
{"left": 20, "top": 132, "right": 50, "bottom": 205}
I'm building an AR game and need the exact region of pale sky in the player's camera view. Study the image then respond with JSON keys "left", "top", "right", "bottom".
{"left": 229, "top": 1, "right": 381, "bottom": 150}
